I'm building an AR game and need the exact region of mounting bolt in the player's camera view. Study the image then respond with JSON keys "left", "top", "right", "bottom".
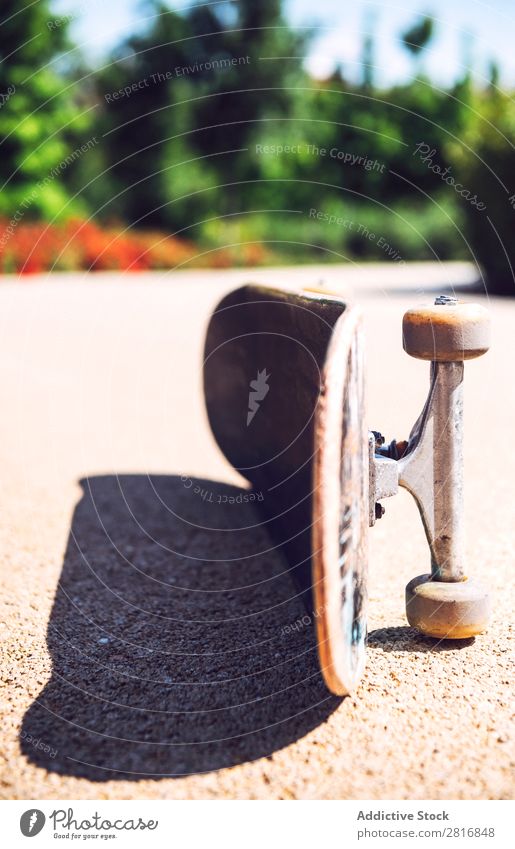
{"left": 434, "top": 294, "right": 458, "bottom": 306}
{"left": 375, "top": 502, "right": 385, "bottom": 520}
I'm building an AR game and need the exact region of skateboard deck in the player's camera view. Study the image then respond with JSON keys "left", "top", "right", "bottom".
{"left": 203, "top": 285, "right": 368, "bottom": 695}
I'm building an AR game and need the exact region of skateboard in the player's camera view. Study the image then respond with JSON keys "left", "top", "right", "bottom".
{"left": 203, "top": 285, "right": 491, "bottom": 696}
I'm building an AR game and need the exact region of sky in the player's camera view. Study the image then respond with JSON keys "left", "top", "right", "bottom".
{"left": 53, "top": 0, "right": 515, "bottom": 87}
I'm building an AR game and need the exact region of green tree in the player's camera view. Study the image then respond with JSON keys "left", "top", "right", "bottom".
{"left": 360, "top": 9, "right": 376, "bottom": 92}
{"left": 94, "top": 1, "right": 199, "bottom": 228}
{"left": 95, "top": 0, "right": 308, "bottom": 230}
{"left": 400, "top": 15, "right": 435, "bottom": 74}
{"left": 0, "top": 0, "right": 93, "bottom": 219}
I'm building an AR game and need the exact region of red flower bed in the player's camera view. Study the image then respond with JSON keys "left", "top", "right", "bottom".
{"left": 0, "top": 219, "right": 268, "bottom": 274}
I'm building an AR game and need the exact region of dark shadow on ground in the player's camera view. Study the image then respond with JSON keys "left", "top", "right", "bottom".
{"left": 21, "top": 475, "right": 339, "bottom": 780}
{"left": 368, "top": 626, "right": 474, "bottom": 652}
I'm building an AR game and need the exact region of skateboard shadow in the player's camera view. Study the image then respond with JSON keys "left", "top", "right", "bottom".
{"left": 368, "top": 626, "right": 475, "bottom": 652}
{"left": 20, "top": 474, "right": 339, "bottom": 780}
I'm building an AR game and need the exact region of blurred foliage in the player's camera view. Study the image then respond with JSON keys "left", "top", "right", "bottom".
{"left": 93, "top": 0, "right": 309, "bottom": 229}
{"left": 400, "top": 15, "right": 435, "bottom": 61}
{"left": 447, "top": 86, "right": 515, "bottom": 293}
{"left": 0, "top": 0, "right": 514, "bottom": 291}
{"left": 0, "top": 0, "right": 92, "bottom": 219}
{"left": 0, "top": 217, "right": 268, "bottom": 273}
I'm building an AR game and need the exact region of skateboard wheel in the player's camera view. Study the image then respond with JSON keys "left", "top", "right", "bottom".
{"left": 405, "top": 574, "right": 490, "bottom": 639}
{"left": 403, "top": 302, "right": 490, "bottom": 361}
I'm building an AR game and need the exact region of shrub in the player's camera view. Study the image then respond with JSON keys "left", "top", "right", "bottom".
{"left": 0, "top": 219, "right": 270, "bottom": 274}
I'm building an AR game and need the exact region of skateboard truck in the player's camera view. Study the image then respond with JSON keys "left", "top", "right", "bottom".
{"left": 370, "top": 295, "right": 491, "bottom": 639}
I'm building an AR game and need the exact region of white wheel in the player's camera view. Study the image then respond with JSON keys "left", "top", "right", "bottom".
{"left": 405, "top": 574, "right": 490, "bottom": 639}
{"left": 403, "top": 302, "right": 490, "bottom": 361}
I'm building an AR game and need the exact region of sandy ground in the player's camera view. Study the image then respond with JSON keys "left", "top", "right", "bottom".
{"left": 0, "top": 263, "right": 513, "bottom": 800}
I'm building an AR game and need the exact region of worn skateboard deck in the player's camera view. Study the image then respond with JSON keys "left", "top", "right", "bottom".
{"left": 203, "top": 285, "right": 368, "bottom": 695}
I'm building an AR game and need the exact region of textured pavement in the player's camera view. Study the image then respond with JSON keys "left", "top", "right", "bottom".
{"left": 0, "top": 264, "right": 513, "bottom": 799}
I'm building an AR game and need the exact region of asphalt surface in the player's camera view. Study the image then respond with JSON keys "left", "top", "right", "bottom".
{"left": 0, "top": 263, "right": 513, "bottom": 799}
